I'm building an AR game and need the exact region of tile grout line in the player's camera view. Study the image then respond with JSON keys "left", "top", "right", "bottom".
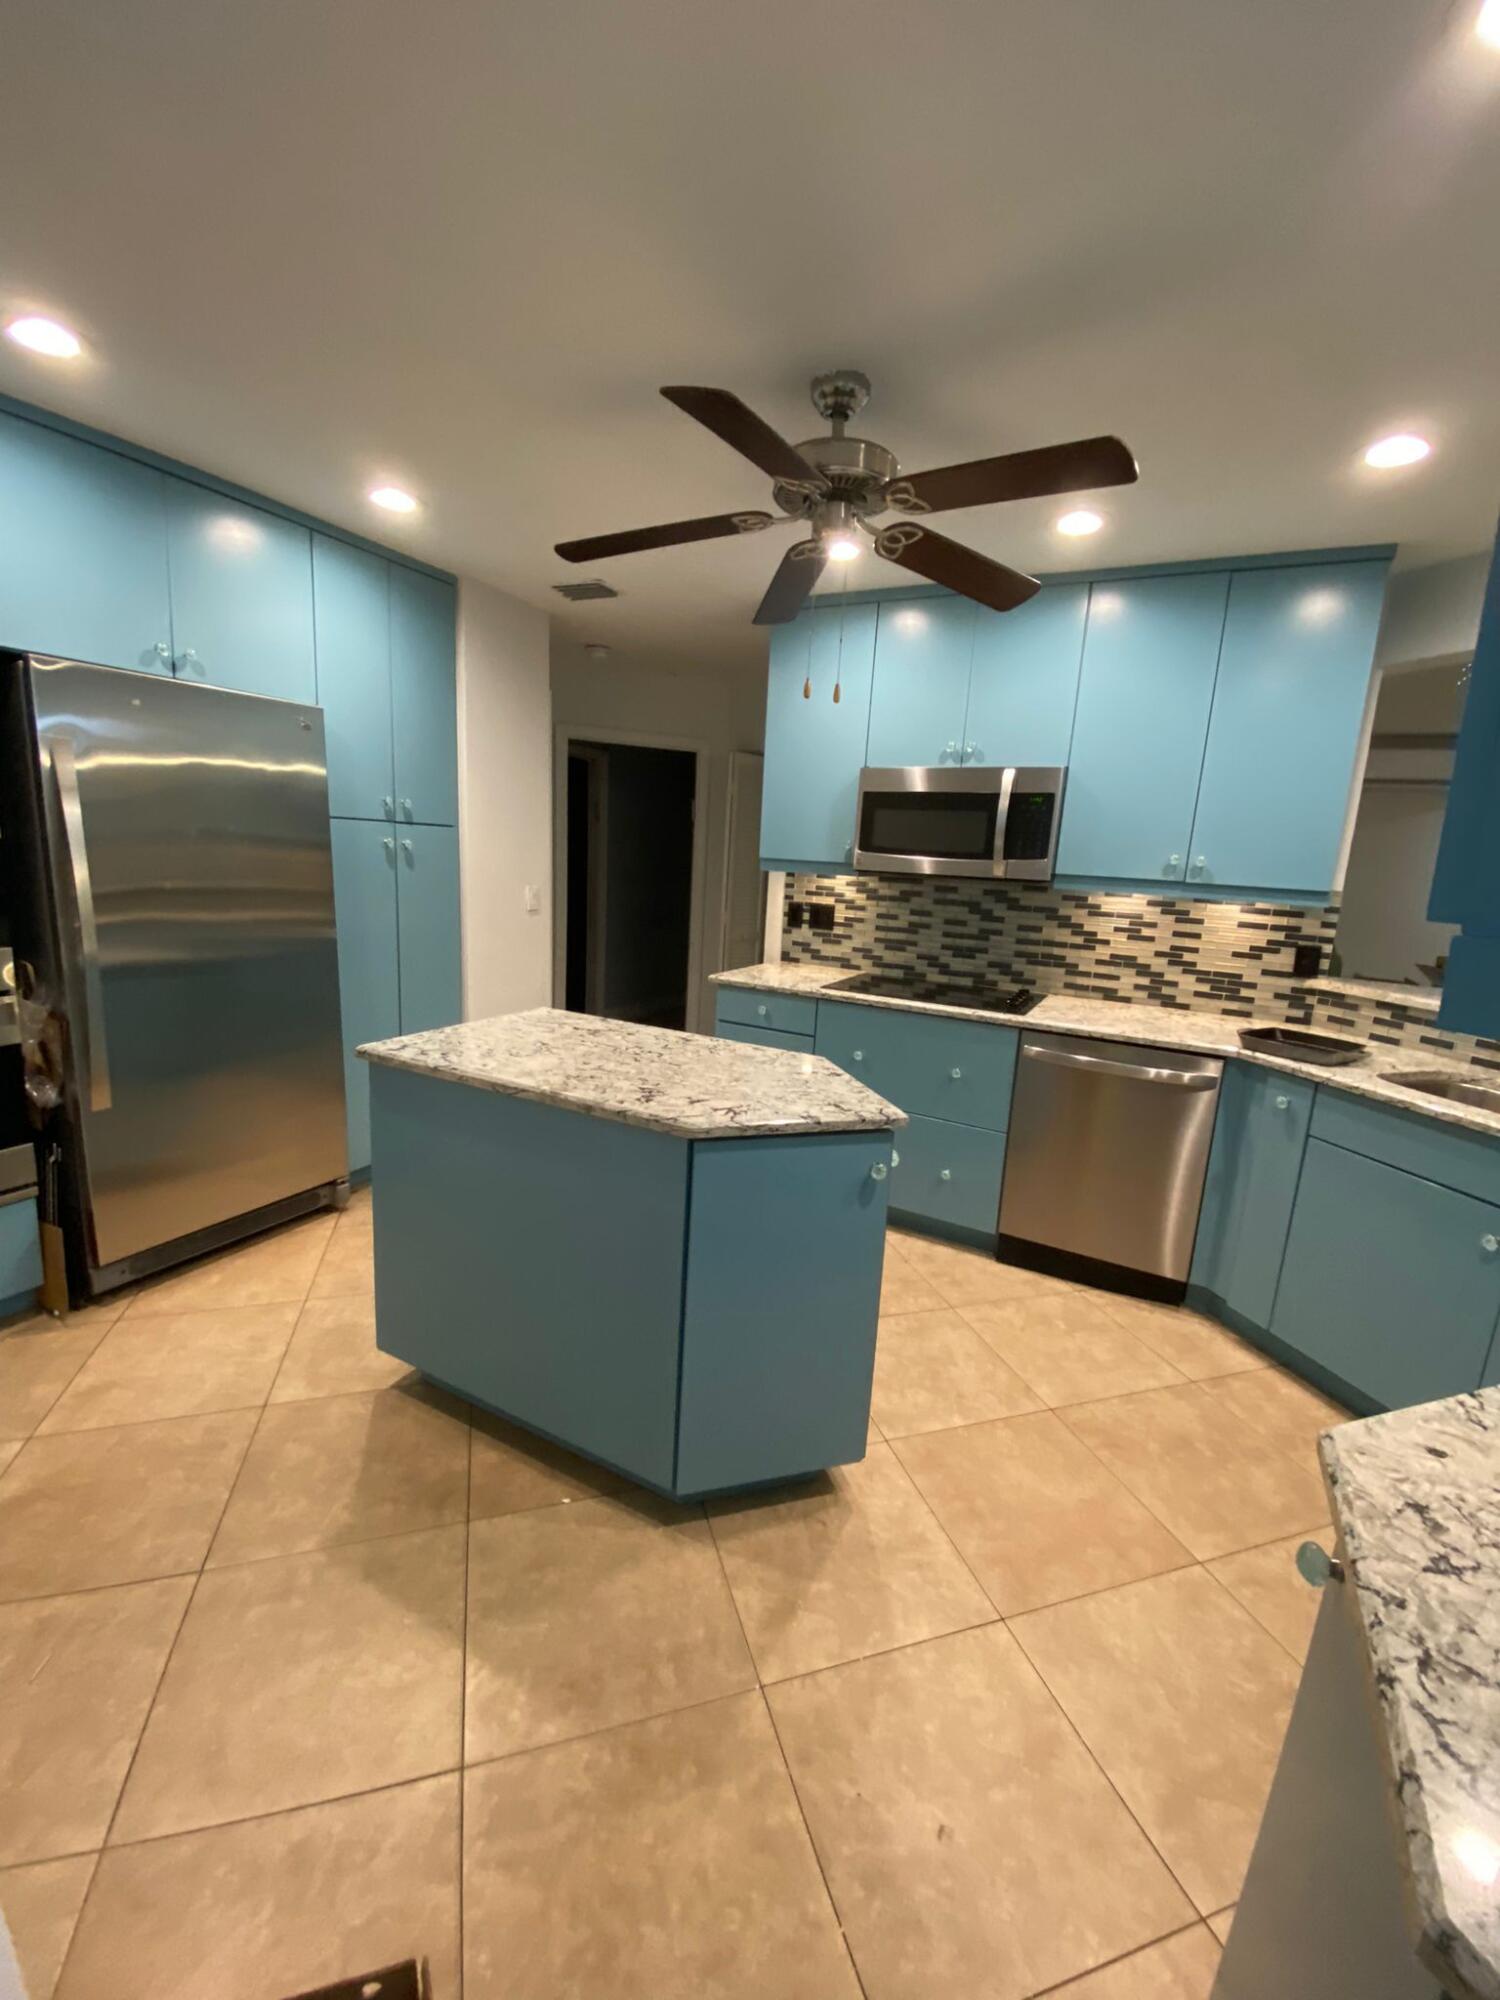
{"left": 456, "top": 1420, "right": 472, "bottom": 2000}
{"left": 1023, "top": 1915, "right": 1219, "bottom": 1998}
{"left": 702, "top": 1510, "right": 870, "bottom": 2000}
{"left": 878, "top": 1436, "right": 1008, "bottom": 1620}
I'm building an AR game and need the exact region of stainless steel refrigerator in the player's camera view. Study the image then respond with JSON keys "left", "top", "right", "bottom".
{"left": 0, "top": 652, "right": 347, "bottom": 1303}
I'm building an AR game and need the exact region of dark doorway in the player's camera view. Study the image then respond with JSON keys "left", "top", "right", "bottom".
{"left": 564, "top": 741, "right": 697, "bottom": 1030}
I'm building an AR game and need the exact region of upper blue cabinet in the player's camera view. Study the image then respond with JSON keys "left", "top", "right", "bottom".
{"left": 313, "top": 535, "right": 394, "bottom": 820}
{"left": 1057, "top": 573, "right": 1229, "bottom": 883}
{"left": 166, "top": 484, "right": 316, "bottom": 703}
{"left": 760, "top": 602, "right": 877, "bottom": 869}
{"left": 1188, "top": 561, "right": 1388, "bottom": 895}
{"left": 0, "top": 411, "right": 173, "bottom": 672}
{"left": 866, "top": 597, "right": 975, "bottom": 766}
{"left": 962, "top": 585, "right": 1088, "bottom": 767}
{"left": 389, "top": 568, "right": 459, "bottom": 826}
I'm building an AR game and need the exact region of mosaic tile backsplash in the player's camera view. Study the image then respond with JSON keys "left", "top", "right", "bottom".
{"left": 780, "top": 873, "right": 1500, "bottom": 1071}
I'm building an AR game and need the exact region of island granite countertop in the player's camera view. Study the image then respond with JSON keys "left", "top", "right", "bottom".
{"left": 1320, "top": 1389, "right": 1500, "bottom": 2000}
{"left": 711, "top": 962, "right": 1500, "bottom": 1142}
{"left": 358, "top": 1007, "right": 906, "bottom": 1141}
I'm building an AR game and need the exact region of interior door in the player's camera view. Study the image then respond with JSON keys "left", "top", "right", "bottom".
{"left": 31, "top": 659, "right": 346, "bottom": 1266}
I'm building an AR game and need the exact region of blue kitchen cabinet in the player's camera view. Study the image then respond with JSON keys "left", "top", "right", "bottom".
{"left": 962, "top": 585, "right": 1089, "bottom": 767}
{"left": 330, "top": 820, "right": 401, "bottom": 1172}
{"left": 760, "top": 603, "right": 878, "bottom": 869}
{"left": 1056, "top": 573, "right": 1229, "bottom": 883}
{"left": 866, "top": 597, "right": 975, "bottom": 767}
{"left": 397, "top": 824, "right": 462, "bottom": 1034}
{"left": 1432, "top": 526, "right": 1500, "bottom": 1040}
{"left": 0, "top": 1196, "right": 42, "bottom": 1317}
{"left": 814, "top": 1000, "right": 1017, "bottom": 1130}
{"left": 1187, "top": 562, "right": 1388, "bottom": 894}
{"left": 389, "top": 566, "right": 458, "bottom": 826}
{"left": 167, "top": 482, "right": 316, "bottom": 702}
{"left": 714, "top": 987, "right": 819, "bottom": 1038}
{"left": 313, "top": 536, "right": 394, "bottom": 821}
{"left": 1190, "top": 1063, "right": 1313, "bottom": 1330}
{"left": 891, "top": 1114, "right": 1006, "bottom": 1236}
{"left": 1271, "top": 1136, "right": 1500, "bottom": 1410}
{"left": 0, "top": 411, "right": 173, "bottom": 672}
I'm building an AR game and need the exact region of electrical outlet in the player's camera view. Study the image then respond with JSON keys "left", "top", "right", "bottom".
{"left": 786, "top": 901, "right": 806, "bottom": 929}
{"left": 1292, "top": 941, "right": 1323, "bottom": 980}
{"left": 809, "top": 904, "right": 836, "bottom": 933}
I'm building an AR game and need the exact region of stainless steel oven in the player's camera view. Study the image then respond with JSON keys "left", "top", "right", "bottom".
{"left": 853, "top": 764, "right": 1065, "bottom": 882}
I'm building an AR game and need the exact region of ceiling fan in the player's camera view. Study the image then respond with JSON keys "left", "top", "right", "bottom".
{"left": 554, "top": 370, "right": 1138, "bottom": 626}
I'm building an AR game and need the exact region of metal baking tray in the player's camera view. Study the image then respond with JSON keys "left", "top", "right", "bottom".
{"left": 1238, "top": 1026, "right": 1368, "bottom": 1067}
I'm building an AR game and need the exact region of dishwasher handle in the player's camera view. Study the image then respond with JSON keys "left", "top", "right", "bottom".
{"left": 1023, "top": 1044, "right": 1218, "bottom": 1090}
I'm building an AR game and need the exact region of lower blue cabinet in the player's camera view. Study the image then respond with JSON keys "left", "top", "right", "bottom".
{"left": 397, "top": 825, "right": 462, "bottom": 1034}
{"left": 891, "top": 1115, "right": 1005, "bottom": 1237}
{"left": 1271, "top": 1136, "right": 1500, "bottom": 1410}
{"left": 1191, "top": 1064, "right": 1313, "bottom": 1328}
{"left": 814, "top": 1000, "right": 1017, "bottom": 1129}
{"left": 0, "top": 1196, "right": 42, "bottom": 1316}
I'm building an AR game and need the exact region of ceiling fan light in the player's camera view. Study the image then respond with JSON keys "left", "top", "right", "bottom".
{"left": 825, "top": 534, "right": 862, "bottom": 562}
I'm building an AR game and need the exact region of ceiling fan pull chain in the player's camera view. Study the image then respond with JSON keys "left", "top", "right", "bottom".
{"left": 833, "top": 566, "right": 850, "bottom": 704}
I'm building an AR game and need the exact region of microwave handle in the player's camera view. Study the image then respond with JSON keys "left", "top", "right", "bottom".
{"left": 990, "top": 765, "right": 1017, "bottom": 875}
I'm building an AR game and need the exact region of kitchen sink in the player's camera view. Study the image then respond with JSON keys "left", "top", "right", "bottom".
{"left": 1382, "top": 1070, "right": 1500, "bottom": 1112}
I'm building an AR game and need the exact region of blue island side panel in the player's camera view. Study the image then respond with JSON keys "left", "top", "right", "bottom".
{"left": 368, "top": 1063, "right": 688, "bottom": 1491}
{"left": 675, "top": 1129, "right": 889, "bottom": 1497}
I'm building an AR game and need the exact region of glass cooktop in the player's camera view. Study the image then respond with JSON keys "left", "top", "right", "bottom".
{"left": 827, "top": 970, "right": 1039, "bottom": 1016}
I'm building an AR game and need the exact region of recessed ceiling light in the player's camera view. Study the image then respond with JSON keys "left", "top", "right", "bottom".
{"left": 5, "top": 315, "right": 82, "bottom": 359}
{"left": 825, "top": 534, "right": 861, "bottom": 562}
{"left": 1478, "top": 0, "right": 1500, "bottom": 48}
{"left": 368, "top": 485, "right": 418, "bottom": 514}
{"left": 1363, "top": 433, "right": 1431, "bottom": 469}
{"left": 1056, "top": 508, "right": 1104, "bottom": 536}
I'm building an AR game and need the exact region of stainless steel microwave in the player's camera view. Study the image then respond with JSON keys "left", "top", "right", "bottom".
{"left": 853, "top": 764, "right": 1066, "bottom": 882}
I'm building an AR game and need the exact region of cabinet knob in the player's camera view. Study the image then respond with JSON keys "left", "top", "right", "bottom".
{"left": 891, "top": 1148, "right": 900, "bottom": 1168}
{"left": 757, "top": 1004, "right": 768, "bottom": 1017}
{"left": 1295, "top": 1541, "right": 1344, "bottom": 1588}
{"left": 964, "top": 742, "right": 977, "bottom": 760}
{"left": 945, "top": 741, "right": 958, "bottom": 757}
{"left": 1189, "top": 855, "right": 1207, "bottom": 878}
{"left": 178, "top": 647, "right": 200, "bottom": 674}
{"left": 154, "top": 641, "right": 171, "bottom": 660}
{"left": 939, "top": 1168, "right": 952, "bottom": 1182}
{"left": 950, "top": 1067, "right": 962, "bottom": 1080}
{"left": 851, "top": 1050, "right": 863, "bottom": 1062}
{"left": 869, "top": 1161, "right": 888, "bottom": 1182}
{"left": 400, "top": 838, "right": 413, "bottom": 855}
{"left": 1167, "top": 854, "right": 1181, "bottom": 872}
{"left": 1482, "top": 1234, "right": 1499, "bottom": 1254}
{"left": 382, "top": 837, "right": 395, "bottom": 855}
{"left": 1275, "top": 1094, "right": 1290, "bottom": 1110}
{"left": 383, "top": 795, "right": 395, "bottom": 816}
{"left": 401, "top": 797, "right": 413, "bottom": 815}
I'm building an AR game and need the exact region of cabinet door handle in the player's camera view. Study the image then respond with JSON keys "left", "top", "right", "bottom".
{"left": 851, "top": 1050, "right": 863, "bottom": 1062}
{"left": 757, "top": 1004, "right": 768, "bottom": 1017}
{"left": 1275, "top": 1094, "right": 1290, "bottom": 1110}
{"left": 950, "top": 1067, "right": 962, "bottom": 1080}
{"left": 1482, "top": 1234, "right": 1499, "bottom": 1254}
{"left": 869, "top": 1162, "right": 888, "bottom": 1182}
{"left": 939, "top": 1168, "right": 952, "bottom": 1182}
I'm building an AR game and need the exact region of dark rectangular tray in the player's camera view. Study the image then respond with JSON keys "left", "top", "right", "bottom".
{"left": 1238, "top": 1026, "right": 1367, "bottom": 1067}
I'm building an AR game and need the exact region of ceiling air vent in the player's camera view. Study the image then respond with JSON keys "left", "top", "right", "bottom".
{"left": 552, "top": 578, "right": 619, "bottom": 602}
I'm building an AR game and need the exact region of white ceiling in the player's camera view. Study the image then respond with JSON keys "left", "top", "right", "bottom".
{"left": 3, "top": 0, "right": 1498, "bottom": 670}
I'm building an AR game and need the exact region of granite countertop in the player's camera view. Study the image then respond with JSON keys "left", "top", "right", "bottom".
{"left": 711, "top": 963, "right": 1500, "bottom": 1141}
{"left": 1321, "top": 1390, "right": 1500, "bottom": 2000}
{"left": 358, "top": 1008, "right": 906, "bottom": 1141}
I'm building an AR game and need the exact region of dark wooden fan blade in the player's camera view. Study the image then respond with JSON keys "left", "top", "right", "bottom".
{"left": 555, "top": 511, "right": 774, "bottom": 564}
{"left": 887, "top": 436, "right": 1138, "bottom": 515}
{"left": 873, "top": 523, "right": 1040, "bottom": 614}
{"left": 753, "top": 540, "right": 828, "bottom": 625}
{"left": 661, "top": 387, "right": 827, "bottom": 490}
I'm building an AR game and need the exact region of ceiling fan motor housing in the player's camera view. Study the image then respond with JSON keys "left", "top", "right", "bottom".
{"left": 772, "top": 434, "right": 899, "bottom": 520}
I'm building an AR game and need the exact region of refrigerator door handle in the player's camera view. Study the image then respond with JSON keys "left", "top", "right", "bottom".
{"left": 48, "top": 737, "right": 112, "bottom": 1112}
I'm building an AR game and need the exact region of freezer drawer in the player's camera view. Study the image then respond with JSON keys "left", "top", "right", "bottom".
{"left": 998, "top": 1030, "right": 1223, "bottom": 1283}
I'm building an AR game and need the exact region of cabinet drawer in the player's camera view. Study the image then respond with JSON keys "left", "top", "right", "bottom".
{"left": 1310, "top": 1090, "right": 1500, "bottom": 1207}
{"left": 715, "top": 989, "right": 819, "bottom": 1038}
{"left": 814, "top": 1000, "right": 1017, "bottom": 1130}
{"left": 717, "top": 1019, "right": 816, "bottom": 1054}
{"left": 890, "top": 1115, "right": 1006, "bottom": 1237}
{"left": 1271, "top": 1136, "right": 1500, "bottom": 1409}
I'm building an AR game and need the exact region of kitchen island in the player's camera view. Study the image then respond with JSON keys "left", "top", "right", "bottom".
{"left": 1214, "top": 1387, "right": 1500, "bottom": 2000}
{"left": 357, "top": 1008, "right": 904, "bottom": 1499}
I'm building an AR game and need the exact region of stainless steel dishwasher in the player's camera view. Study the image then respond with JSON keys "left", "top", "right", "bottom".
{"left": 997, "top": 1030, "right": 1223, "bottom": 1298}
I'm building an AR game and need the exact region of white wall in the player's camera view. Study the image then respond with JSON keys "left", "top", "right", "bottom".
{"left": 550, "top": 643, "right": 768, "bottom": 1029}
{"left": 1375, "top": 552, "right": 1490, "bottom": 674}
{"left": 457, "top": 579, "right": 553, "bottom": 1018}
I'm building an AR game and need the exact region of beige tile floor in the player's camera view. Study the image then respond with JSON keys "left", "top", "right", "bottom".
{"left": 0, "top": 1197, "right": 1343, "bottom": 2000}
